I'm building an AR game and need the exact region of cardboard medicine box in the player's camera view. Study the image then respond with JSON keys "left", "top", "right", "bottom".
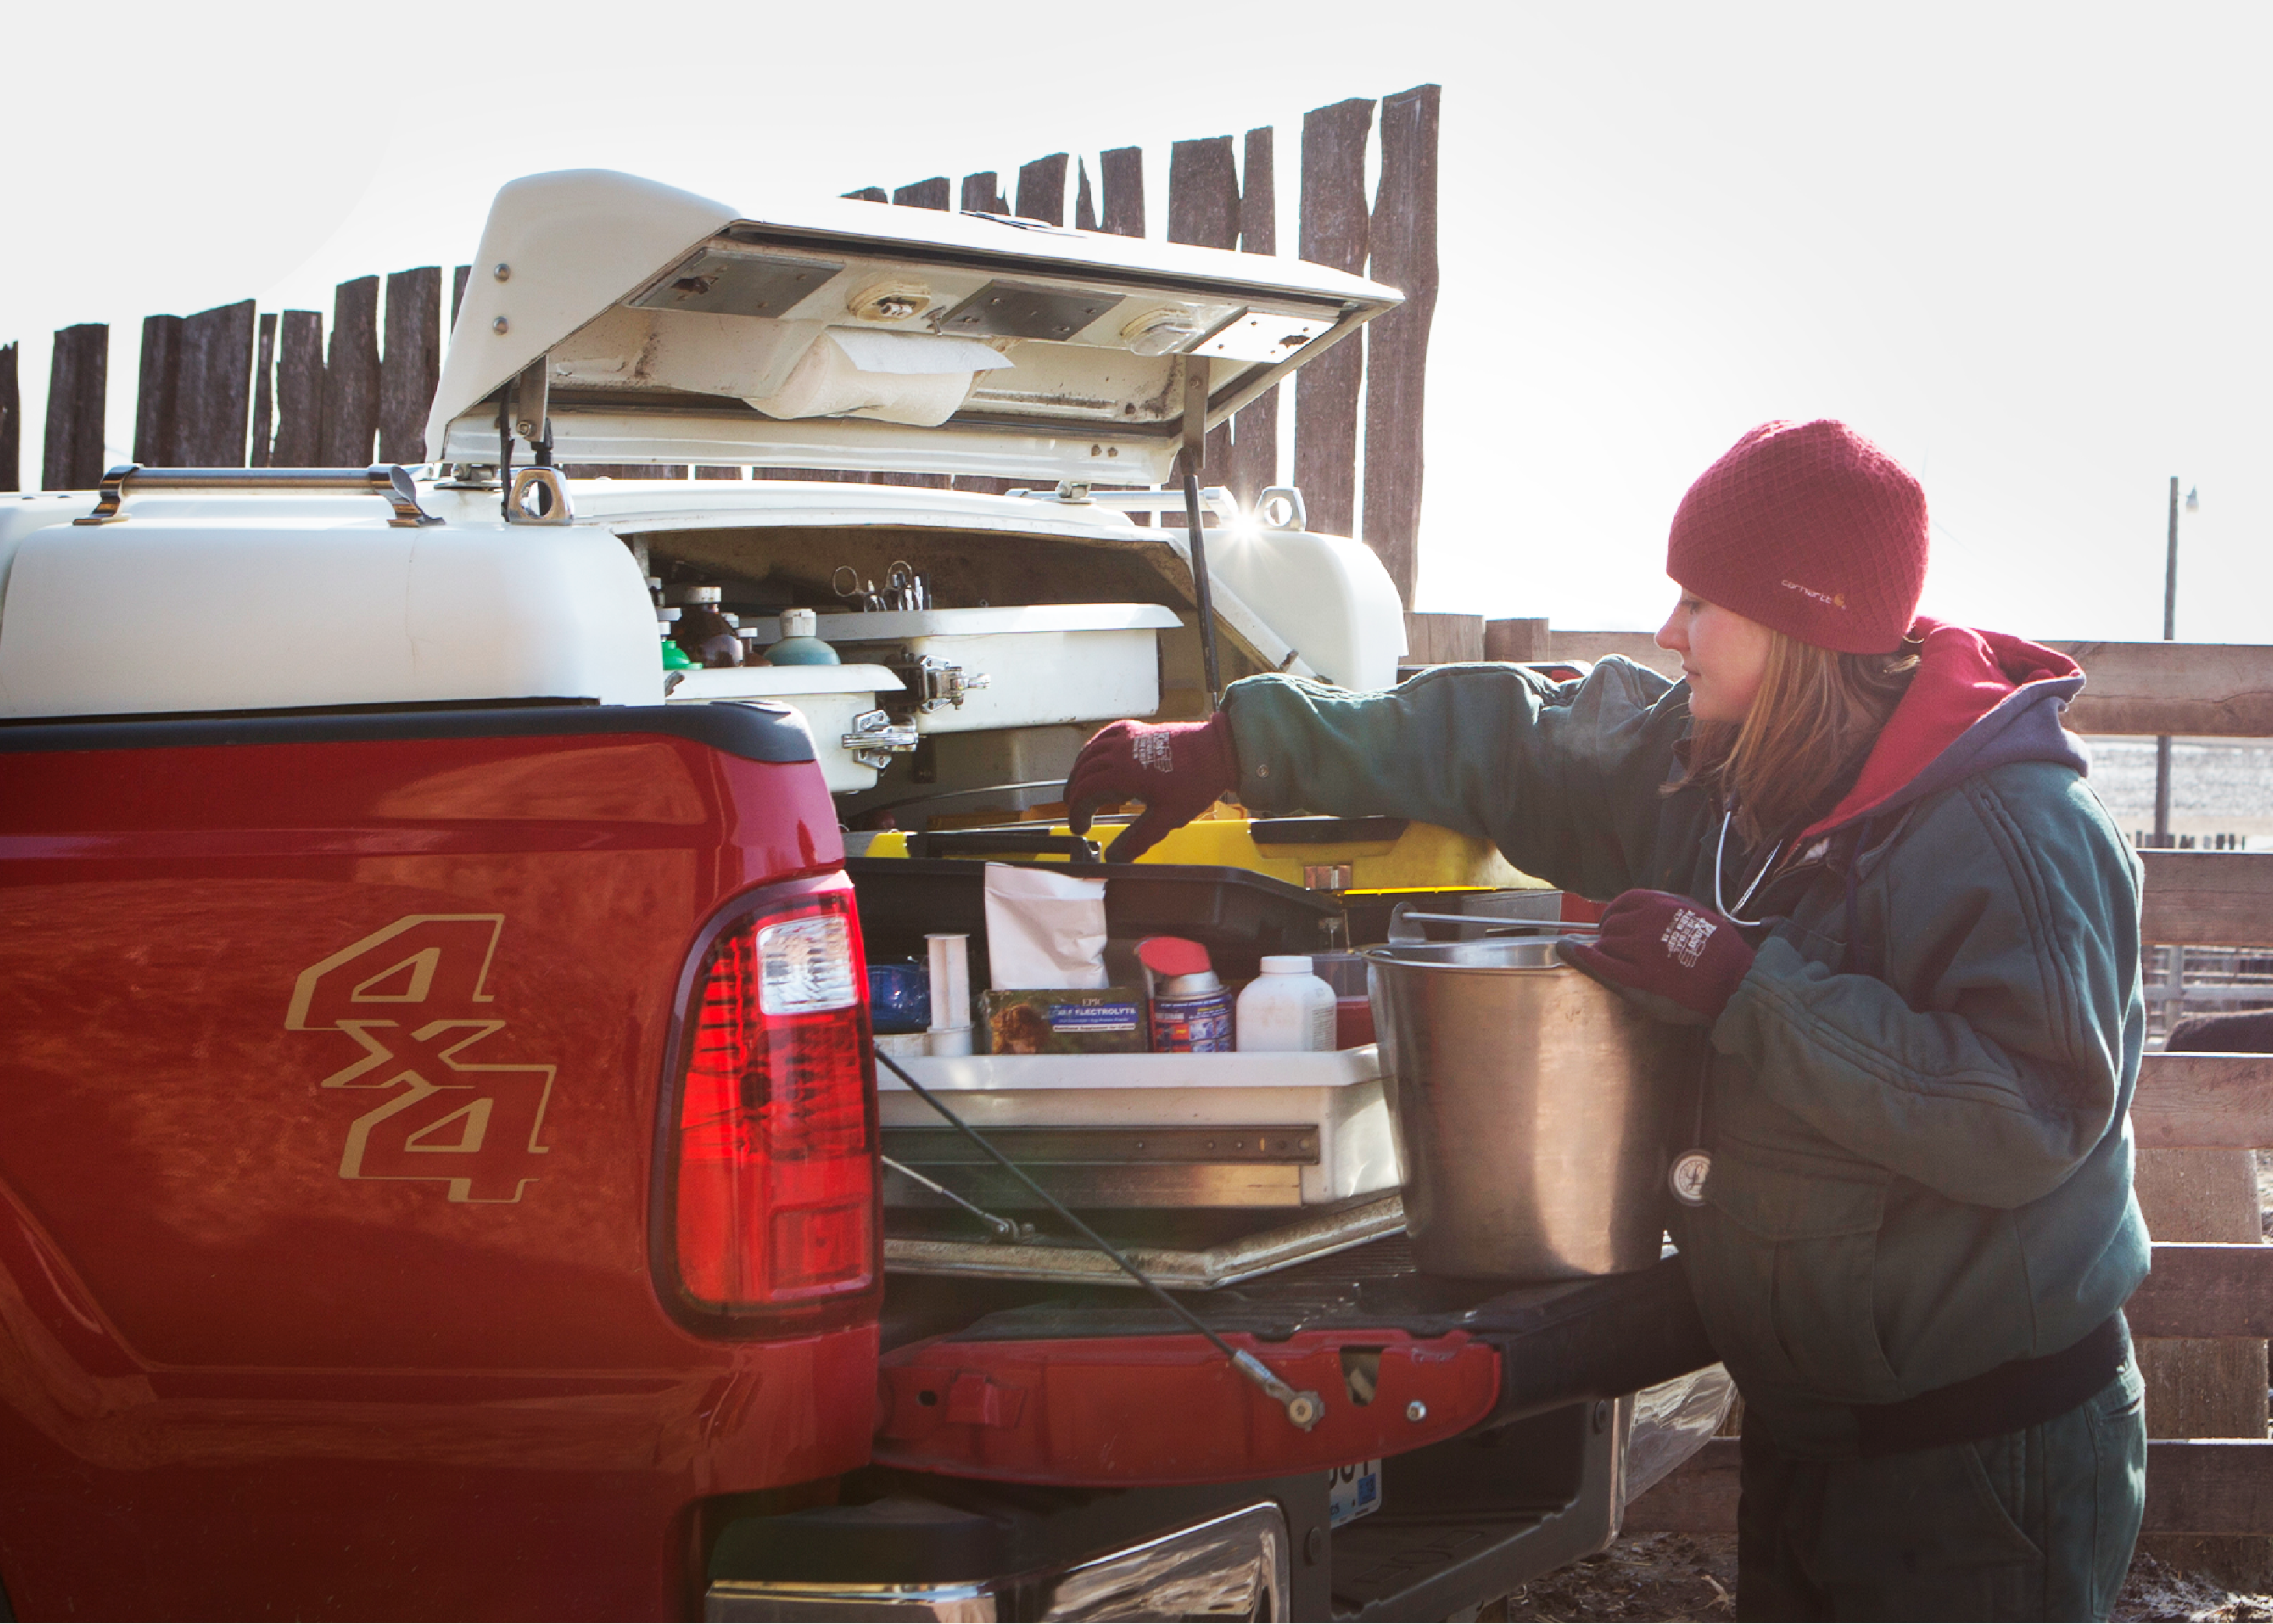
{"left": 983, "top": 989, "right": 1147, "bottom": 1055}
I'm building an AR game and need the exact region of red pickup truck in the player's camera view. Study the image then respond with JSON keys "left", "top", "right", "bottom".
{"left": 0, "top": 171, "right": 1716, "bottom": 1620}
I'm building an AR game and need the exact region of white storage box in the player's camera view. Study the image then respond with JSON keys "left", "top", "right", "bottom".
{"left": 748, "top": 603, "right": 1182, "bottom": 734}
{"left": 0, "top": 509, "right": 665, "bottom": 718}
{"left": 666, "top": 663, "right": 902, "bottom": 792}
{"left": 877, "top": 1045, "right": 1396, "bottom": 1208}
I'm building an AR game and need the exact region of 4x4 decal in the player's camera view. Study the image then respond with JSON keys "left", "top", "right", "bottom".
{"left": 288, "top": 915, "right": 555, "bottom": 1202}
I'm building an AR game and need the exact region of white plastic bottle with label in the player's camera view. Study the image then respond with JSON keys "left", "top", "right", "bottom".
{"left": 1234, "top": 956, "right": 1338, "bottom": 1052}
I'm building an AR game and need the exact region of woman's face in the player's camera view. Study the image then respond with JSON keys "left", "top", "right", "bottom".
{"left": 1657, "top": 592, "right": 1774, "bottom": 723}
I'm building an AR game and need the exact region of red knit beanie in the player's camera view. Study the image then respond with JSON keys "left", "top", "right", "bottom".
{"left": 1666, "top": 420, "right": 1929, "bottom": 655}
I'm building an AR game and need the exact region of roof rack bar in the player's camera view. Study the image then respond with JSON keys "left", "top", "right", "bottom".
{"left": 1007, "top": 482, "right": 1241, "bottom": 521}
{"left": 76, "top": 465, "right": 443, "bottom": 528}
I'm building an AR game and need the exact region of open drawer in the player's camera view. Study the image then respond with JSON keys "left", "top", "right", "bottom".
{"left": 878, "top": 1046, "right": 1396, "bottom": 1210}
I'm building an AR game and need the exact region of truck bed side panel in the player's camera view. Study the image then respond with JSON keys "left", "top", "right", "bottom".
{"left": 0, "top": 719, "right": 871, "bottom": 1619}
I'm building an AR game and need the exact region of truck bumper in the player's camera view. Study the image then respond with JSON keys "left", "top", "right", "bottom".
{"left": 706, "top": 1500, "right": 1289, "bottom": 1621}
{"left": 703, "top": 1396, "right": 1628, "bottom": 1622}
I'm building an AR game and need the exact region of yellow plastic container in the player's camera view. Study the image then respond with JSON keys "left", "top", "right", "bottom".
{"left": 862, "top": 817, "right": 1543, "bottom": 894}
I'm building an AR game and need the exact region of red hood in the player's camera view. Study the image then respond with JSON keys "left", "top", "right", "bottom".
{"left": 1800, "top": 618, "right": 2086, "bottom": 840}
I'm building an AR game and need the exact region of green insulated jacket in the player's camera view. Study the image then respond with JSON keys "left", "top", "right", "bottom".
{"left": 1222, "top": 620, "right": 2151, "bottom": 1456}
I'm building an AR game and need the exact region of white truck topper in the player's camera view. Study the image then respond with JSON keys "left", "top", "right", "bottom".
{"left": 431, "top": 169, "right": 1401, "bottom": 485}
{"left": 0, "top": 171, "right": 1408, "bottom": 727}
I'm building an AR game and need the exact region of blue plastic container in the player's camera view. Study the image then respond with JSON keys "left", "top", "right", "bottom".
{"left": 866, "top": 961, "right": 931, "bottom": 1033}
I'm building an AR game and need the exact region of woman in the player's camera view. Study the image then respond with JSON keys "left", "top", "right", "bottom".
{"left": 1066, "top": 420, "right": 2149, "bottom": 1621}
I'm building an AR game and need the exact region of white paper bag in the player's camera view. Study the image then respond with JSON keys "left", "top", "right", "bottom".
{"left": 983, "top": 863, "right": 1109, "bottom": 990}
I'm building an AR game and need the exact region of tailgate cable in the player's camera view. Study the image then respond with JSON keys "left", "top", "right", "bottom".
{"left": 874, "top": 1047, "right": 1326, "bottom": 1432}
{"left": 879, "top": 1154, "right": 1031, "bottom": 1242}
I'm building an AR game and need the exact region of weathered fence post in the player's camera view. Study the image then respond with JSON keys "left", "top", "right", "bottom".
{"left": 891, "top": 178, "right": 950, "bottom": 210}
{"left": 1169, "top": 136, "right": 1239, "bottom": 248}
{"left": 1085, "top": 145, "right": 1149, "bottom": 516}
{"left": 949, "top": 158, "right": 1071, "bottom": 494}
{"left": 2135, "top": 1144, "right": 2273, "bottom": 1584}
{"left": 41, "top": 323, "right": 107, "bottom": 490}
{"left": 379, "top": 267, "right": 442, "bottom": 464}
{"left": 175, "top": 300, "right": 255, "bottom": 466}
{"left": 1294, "top": 97, "right": 1374, "bottom": 542}
{"left": 1402, "top": 613, "right": 1484, "bottom": 665}
{"left": 251, "top": 314, "right": 277, "bottom": 468}
{"left": 866, "top": 190, "right": 970, "bottom": 489}
{"left": 1015, "top": 154, "right": 1068, "bottom": 225}
{"left": 322, "top": 277, "right": 381, "bottom": 468}
{"left": 271, "top": 311, "right": 325, "bottom": 467}
{"left": 1361, "top": 83, "right": 1439, "bottom": 606}
{"left": 1099, "top": 147, "right": 1145, "bottom": 238}
{"left": 1074, "top": 160, "right": 1099, "bottom": 231}
{"left": 0, "top": 342, "right": 17, "bottom": 492}
{"left": 1485, "top": 618, "right": 1552, "bottom": 662}
{"left": 451, "top": 264, "right": 472, "bottom": 327}
{"left": 133, "top": 314, "right": 183, "bottom": 466}
{"left": 1169, "top": 134, "right": 1241, "bottom": 479}
{"left": 959, "top": 172, "right": 1008, "bottom": 215}
{"left": 1228, "top": 125, "right": 1279, "bottom": 508}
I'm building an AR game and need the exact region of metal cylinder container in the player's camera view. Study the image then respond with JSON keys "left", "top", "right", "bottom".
{"left": 1364, "top": 937, "right": 1701, "bottom": 1280}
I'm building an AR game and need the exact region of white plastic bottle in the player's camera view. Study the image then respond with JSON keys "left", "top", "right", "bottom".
{"left": 1235, "top": 956, "right": 1338, "bottom": 1052}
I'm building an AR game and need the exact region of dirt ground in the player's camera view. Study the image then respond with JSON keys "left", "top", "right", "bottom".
{"left": 1482, "top": 1533, "right": 1738, "bottom": 1621}
{"left": 1481, "top": 1534, "right": 2273, "bottom": 1622}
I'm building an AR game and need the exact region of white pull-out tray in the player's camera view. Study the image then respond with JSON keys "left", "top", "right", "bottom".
{"left": 752, "top": 603, "right": 1184, "bottom": 735}
{"left": 877, "top": 1045, "right": 1396, "bottom": 1206}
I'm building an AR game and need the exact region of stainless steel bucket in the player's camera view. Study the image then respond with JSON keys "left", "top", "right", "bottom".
{"left": 1364, "top": 937, "right": 1701, "bottom": 1280}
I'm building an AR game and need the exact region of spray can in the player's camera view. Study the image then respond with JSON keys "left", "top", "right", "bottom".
{"left": 1138, "top": 936, "right": 1234, "bottom": 1054}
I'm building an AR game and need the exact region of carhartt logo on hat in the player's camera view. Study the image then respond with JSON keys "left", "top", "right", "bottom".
{"left": 1667, "top": 419, "right": 1929, "bottom": 655}
{"left": 1781, "top": 579, "right": 1848, "bottom": 610}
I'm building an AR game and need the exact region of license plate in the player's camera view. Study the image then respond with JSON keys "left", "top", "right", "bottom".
{"left": 1327, "top": 1459, "right": 1382, "bottom": 1527}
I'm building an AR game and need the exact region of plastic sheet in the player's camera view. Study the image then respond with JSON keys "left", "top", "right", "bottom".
{"left": 1622, "top": 1361, "right": 1738, "bottom": 1509}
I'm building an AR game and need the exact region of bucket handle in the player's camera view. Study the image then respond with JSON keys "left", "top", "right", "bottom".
{"left": 1386, "top": 905, "right": 1603, "bottom": 945}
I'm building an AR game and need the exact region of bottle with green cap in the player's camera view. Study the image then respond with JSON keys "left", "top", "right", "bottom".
{"left": 654, "top": 605, "right": 698, "bottom": 671}
{"left": 646, "top": 577, "right": 699, "bottom": 672}
{"left": 765, "top": 608, "right": 840, "bottom": 666}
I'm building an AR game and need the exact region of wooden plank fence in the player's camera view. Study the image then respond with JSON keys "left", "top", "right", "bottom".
{"left": 1470, "top": 618, "right": 2273, "bottom": 740}
{"left": 1401, "top": 617, "right": 2273, "bottom": 1541}
{"left": 15, "top": 86, "right": 1442, "bottom": 604}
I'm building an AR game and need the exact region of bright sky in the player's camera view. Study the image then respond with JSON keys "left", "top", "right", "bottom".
{"left": 6, "top": 2, "right": 2266, "bottom": 642}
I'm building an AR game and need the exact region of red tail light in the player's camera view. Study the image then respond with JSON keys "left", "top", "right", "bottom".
{"left": 667, "top": 885, "right": 877, "bottom": 1315}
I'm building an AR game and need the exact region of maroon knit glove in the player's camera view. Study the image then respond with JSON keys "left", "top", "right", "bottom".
{"left": 1065, "top": 715, "right": 1237, "bottom": 863}
{"left": 1557, "top": 889, "right": 1756, "bottom": 1026}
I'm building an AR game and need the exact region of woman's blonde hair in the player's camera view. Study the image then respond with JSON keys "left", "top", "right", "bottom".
{"left": 1682, "top": 634, "right": 1918, "bottom": 847}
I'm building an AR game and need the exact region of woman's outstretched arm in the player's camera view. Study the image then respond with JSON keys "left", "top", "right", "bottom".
{"left": 1222, "top": 658, "right": 1693, "bottom": 902}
